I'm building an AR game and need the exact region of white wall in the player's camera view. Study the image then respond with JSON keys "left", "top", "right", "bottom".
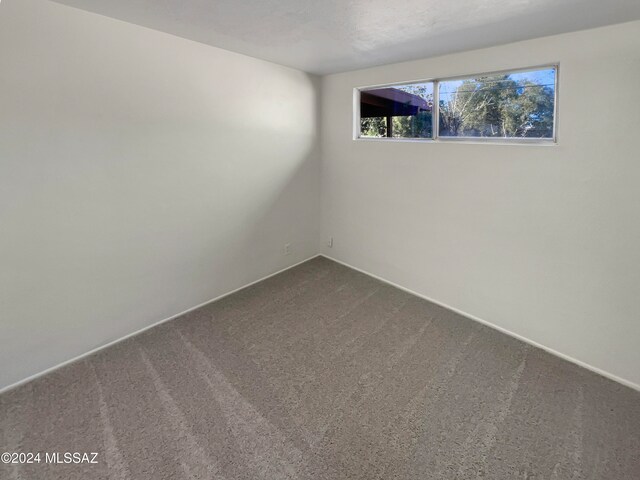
{"left": 0, "top": 0, "right": 320, "bottom": 390}
{"left": 320, "top": 22, "right": 640, "bottom": 388}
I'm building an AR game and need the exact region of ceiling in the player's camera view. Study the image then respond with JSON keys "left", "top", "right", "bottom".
{"left": 50, "top": 0, "right": 640, "bottom": 75}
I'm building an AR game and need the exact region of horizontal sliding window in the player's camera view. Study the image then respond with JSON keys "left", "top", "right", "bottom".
{"left": 438, "top": 67, "right": 556, "bottom": 139}
{"left": 360, "top": 82, "right": 434, "bottom": 139}
{"left": 356, "top": 66, "right": 557, "bottom": 143}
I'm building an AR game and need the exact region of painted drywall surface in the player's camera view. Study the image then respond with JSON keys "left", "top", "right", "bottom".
{"left": 320, "top": 22, "right": 640, "bottom": 387}
{"left": 0, "top": 0, "right": 320, "bottom": 390}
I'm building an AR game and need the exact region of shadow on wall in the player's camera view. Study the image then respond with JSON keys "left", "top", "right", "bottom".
{"left": 223, "top": 74, "right": 323, "bottom": 290}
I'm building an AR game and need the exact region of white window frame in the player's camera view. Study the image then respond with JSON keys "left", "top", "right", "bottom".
{"left": 354, "top": 64, "right": 559, "bottom": 145}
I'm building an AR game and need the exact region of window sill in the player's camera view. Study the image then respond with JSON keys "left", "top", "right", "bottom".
{"left": 354, "top": 137, "right": 557, "bottom": 146}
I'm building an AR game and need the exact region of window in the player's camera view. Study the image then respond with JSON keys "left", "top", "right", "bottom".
{"left": 360, "top": 82, "right": 434, "bottom": 139}
{"left": 356, "top": 66, "right": 557, "bottom": 143}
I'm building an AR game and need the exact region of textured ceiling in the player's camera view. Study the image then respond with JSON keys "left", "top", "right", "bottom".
{"left": 50, "top": 0, "right": 640, "bottom": 74}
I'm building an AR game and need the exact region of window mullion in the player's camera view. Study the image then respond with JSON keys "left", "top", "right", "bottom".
{"left": 433, "top": 80, "right": 439, "bottom": 140}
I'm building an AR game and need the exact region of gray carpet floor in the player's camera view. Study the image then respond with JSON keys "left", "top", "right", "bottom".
{"left": 1, "top": 256, "right": 639, "bottom": 479}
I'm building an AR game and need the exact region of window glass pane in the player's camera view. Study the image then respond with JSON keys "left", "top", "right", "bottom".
{"left": 438, "top": 67, "right": 556, "bottom": 139}
{"left": 360, "top": 83, "right": 433, "bottom": 138}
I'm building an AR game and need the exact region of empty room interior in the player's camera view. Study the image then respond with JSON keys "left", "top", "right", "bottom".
{"left": 1, "top": 0, "right": 640, "bottom": 478}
